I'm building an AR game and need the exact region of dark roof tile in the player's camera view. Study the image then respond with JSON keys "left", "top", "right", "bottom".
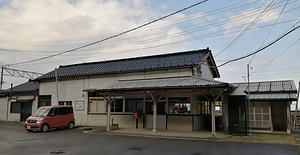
{"left": 36, "top": 49, "right": 218, "bottom": 81}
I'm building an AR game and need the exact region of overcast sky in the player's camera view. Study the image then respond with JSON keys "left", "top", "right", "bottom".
{"left": 0, "top": 0, "right": 300, "bottom": 92}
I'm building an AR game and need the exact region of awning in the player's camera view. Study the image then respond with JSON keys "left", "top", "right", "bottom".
{"left": 96, "top": 76, "right": 233, "bottom": 92}
{"left": 249, "top": 93, "right": 297, "bottom": 101}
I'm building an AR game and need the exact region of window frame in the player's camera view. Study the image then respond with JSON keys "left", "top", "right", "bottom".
{"left": 10, "top": 102, "right": 21, "bottom": 113}
{"left": 38, "top": 95, "right": 51, "bottom": 108}
{"left": 168, "top": 97, "right": 191, "bottom": 114}
{"left": 58, "top": 101, "right": 72, "bottom": 106}
{"left": 125, "top": 98, "right": 144, "bottom": 113}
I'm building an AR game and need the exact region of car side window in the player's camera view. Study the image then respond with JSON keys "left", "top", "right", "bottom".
{"left": 54, "top": 108, "right": 61, "bottom": 116}
{"left": 47, "top": 108, "right": 55, "bottom": 116}
{"left": 61, "top": 108, "right": 67, "bottom": 115}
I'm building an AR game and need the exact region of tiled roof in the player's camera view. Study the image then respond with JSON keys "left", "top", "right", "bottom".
{"left": 231, "top": 80, "right": 297, "bottom": 100}
{"left": 249, "top": 93, "right": 297, "bottom": 100}
{"left": 231, "top": 80, "right": 297, "bottom": 93}
{"left": 36, "top": 49, "right": 219, "bottom": 81}
{"left": 1, "top": 81, "right": 39, "bottom": 93}
{"left": 97, "top": 76, "right": 230, "bottom": 92}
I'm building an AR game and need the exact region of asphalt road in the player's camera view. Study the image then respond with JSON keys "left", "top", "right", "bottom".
{"left": 0, "top": 123, "right": 299, "bottom": 155}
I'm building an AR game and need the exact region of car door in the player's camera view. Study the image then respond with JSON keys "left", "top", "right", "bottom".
{"left": 49, "top": 108, "right": 63, "bottom": 128}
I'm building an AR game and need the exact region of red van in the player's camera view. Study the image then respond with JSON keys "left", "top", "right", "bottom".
{"left": 24, "top": 106, "right": 75, "bottom": 132}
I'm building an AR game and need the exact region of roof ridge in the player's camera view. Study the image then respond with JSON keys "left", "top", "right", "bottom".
{"left": 59, "top": 48, "right": 209, "bottom": 68}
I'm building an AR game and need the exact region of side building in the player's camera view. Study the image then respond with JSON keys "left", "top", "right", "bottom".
{"left": 231, "top": 81, "right": 297, "bottom": 134}
{"left": 0, "top": 81, "right": 39, "bottom": 122}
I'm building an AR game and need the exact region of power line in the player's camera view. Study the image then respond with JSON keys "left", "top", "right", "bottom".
{"left": 2, "top": 0, "right": 299, "bottom": 55}
{"left": 12, "top": 18, "right": 300, "bottom": 68}
{"left": 251, "top": 37, "right": 300, "bottom": 74}
{"left": 218, "top": 24, "right": 300, "bottom": 67}
{"left": 7, "top": 0, "right": 208, "bottom": 66}
{"left": 214, "top": 0, "right": 277, "bottom": 57}
{"left": 0, "top": 0, "right": 260, "bottom": 44}
{"left": 2, "top": 0, "right": 297, "bottom": 48}
{"left": 248, "top": 0, "right": 289, "bottom": 64}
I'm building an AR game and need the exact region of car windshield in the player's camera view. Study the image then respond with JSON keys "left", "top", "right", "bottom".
{"left": 32, "top": 108, "right": 51, "bottom": 117}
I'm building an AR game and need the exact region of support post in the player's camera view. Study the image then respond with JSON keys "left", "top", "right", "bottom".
{"left": 107, "top": 98, "right": 112, "bottom": 131}
{"left": 153, "top": 101, "right": 157, "bottom": 133}
{"left": 148, "top": 91, "right": 164, "bottom": 133}
{"left": 211, "top": 100, "right": 216, "bottom": 136}
{"left": 102, "top": 95, "right": 115, "bottom": 131}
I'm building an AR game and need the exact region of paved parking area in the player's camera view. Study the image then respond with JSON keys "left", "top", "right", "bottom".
{"left": 1, "top": 121, "right": 300, "bottom": 155}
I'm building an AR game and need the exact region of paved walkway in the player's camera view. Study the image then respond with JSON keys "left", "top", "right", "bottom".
{"left": 87, "top": 127, "right": 228, "bottom": 140}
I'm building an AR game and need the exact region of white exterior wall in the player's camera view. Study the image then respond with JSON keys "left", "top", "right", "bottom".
{"left": 201, "top": 61, "right": 214, "bottom": 80}
{"left": 38, "top": 67, "right": 215, "bottom": 127}
{"left": 0, "top": 97, "right": 7, "bottom": 121}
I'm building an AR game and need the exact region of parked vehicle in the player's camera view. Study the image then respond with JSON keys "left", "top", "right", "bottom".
{"left": 24, "top": 106, "right": 75, "bottom": 132}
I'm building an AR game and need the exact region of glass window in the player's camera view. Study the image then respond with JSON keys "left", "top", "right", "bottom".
{"left": 53, "top": 108, "right": 61, "bottom": 116}
{"left": 58, "top": 101, "right": 72, "bottom": 106}
{"left": 88, "top": 98, "right": 105, "bottom": 113}
{"left": 111, "top": 98, "right": 123, "bottom": 113}
{"left": 168, "top": 97, "right": 191, "bottom": 114}
{"left": 200, "top": 100, "right": 210, "bottom": 114}
{"left": 215, "top": 101, "right": 222, "bottom": 116}
{"left": 146, "top": 101, "right": 166, "bottom": 114}
{"left": 32, "top": 108, "right": 52, "bottom": 117}
{"left": 10, "top": 102, "right": 21, "bottom": 113}
{"left": 125, "top": 98, "right": 143, "bottom": 112}
{"left": 38, "top": 95, "right": 51, "bottom": 108}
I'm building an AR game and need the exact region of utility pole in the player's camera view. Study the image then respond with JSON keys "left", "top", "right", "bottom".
{"left": 1, "top": 66, "right": 3, "bottom": 90}
{"left": 55, "top": 68, "right": 59, "bottom": 105}
{"left": 247, "top": 64, "right": 251, "bottom": 135}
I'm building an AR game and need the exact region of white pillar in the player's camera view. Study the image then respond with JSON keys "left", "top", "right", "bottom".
{"left": 153, "top": 101, "right": 157, "bottom": 133}
{"left": 211, "top": 100, "right": 216, "bottom": 136}
{"left": 107, "top": 101, "right": 111, "bottom": 131}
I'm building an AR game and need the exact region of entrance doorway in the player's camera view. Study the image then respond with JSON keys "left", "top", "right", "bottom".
{"left": 21, "top": 102, "right": 32, "bottom": 122}
{"left": 228, "top": 95, "right": 247, "bottom": 135}
{"left": 271, "top": 102, "right": 286, "bottom": 131}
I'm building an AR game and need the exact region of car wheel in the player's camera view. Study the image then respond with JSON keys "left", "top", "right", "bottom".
{"left": 41, "top": 124, "right": 49, "bottom": 132}
{"left": 68, "top": 122, "right": 74, "bottom": 129}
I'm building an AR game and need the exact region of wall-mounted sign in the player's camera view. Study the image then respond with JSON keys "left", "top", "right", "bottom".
{"left": 75, "top": 101, "right": 85, "bottom": 111}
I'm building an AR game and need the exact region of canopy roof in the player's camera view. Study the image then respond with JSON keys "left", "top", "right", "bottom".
{"left": 96, "top": 76, "right": 232, "bottom": 92}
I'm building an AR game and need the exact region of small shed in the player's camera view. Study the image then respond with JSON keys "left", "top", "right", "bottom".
{"left": 231, "top": 80, "right": 297, "bottom": 134}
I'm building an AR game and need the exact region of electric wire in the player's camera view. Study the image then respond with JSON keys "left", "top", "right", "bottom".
{"left": 214, "top": 0, "right": 277, "bottom": 57}
{"left": 2, "top": 4, "right": 299, "bottom": 56}
{"left": 218, "top": 24, "right": 300, "bottom": 67}
{"left": 251, "top": 38, "right": 300, "bottom": 74}
{"left": 2, "top": 0, "right": 297, "bottom": 47}
{"left": 248, "top": 0, "right": 289, "bottom": 65}
{"left": 7, "top": 0, "right": 208, "bottom": 66}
